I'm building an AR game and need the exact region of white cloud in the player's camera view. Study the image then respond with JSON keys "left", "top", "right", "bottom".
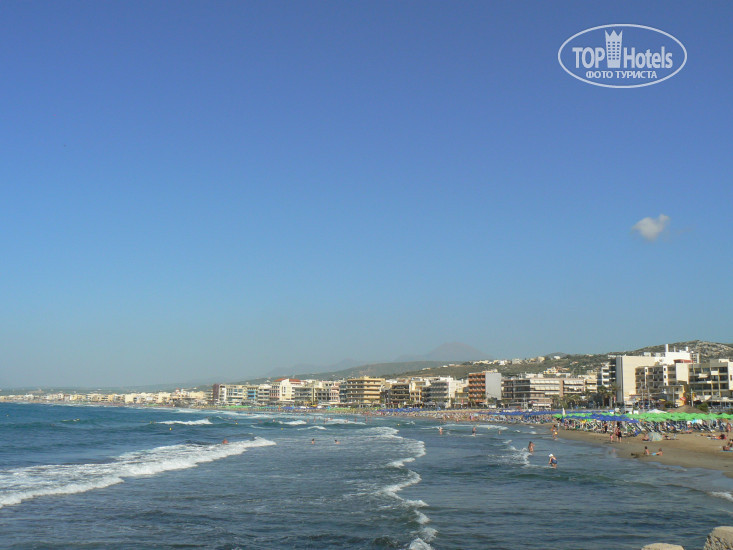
{"left": 631, "top": 214, "right": 670, "bottom": 242}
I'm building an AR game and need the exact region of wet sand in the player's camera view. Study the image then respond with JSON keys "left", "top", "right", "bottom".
{"left": 555, "top": 426, "right": 733, "bottom": 478}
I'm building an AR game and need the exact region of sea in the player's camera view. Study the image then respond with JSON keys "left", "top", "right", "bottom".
{"left": 2, "top": 403, "right": 733, "bottom": 549}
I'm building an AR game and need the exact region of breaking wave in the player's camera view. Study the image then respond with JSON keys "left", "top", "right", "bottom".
{"left": 0, "top": 438, "right": 275, "bottom": 509}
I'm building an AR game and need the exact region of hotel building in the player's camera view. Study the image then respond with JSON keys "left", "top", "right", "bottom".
{"left": 344, "top": 377, "right": 385, "bottom": 406}
{"left": 615, "top": 345, "right": 694, "bottom": 404}
{"left": 467, "top": 371, "right": 502, "bottom": 405}
{"left": 501, "top": 375, "right": 590, "bottom": 409}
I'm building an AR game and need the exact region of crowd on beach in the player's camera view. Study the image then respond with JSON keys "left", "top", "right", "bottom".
{"left": 349, "top": 408, "right": 733, "bottom": 468}
{"left": 557, "top": 414, "right": 733, "bottom": 447}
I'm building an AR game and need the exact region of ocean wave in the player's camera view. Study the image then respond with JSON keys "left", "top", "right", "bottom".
{"left": 711, "top": 491, "right": 733, "bottom": 502}
{"left": 409, "top": 536, "right": 435, "bottom": 549}
{"left": 389, "top": 456, "right": 416, "bottom": 468}
{"left": 365, "top": 426, "right": 401, "bottom": 439}
{"left": 506, "top": 444, "right": 531, "bottom": 467}
{"left": 157, "top": 419, "right": 212, "bottom": 426}
{"left": 380, "top": 470, "right": 422, "bottom": 500}
{"left": 280, "top": 420, "right": 307, "bottom": 426}
{"left": 415, "top": 510, "right": 430, "bottom": 525}
{"left": 300, "top": 425, "right": 326, "bottom": 430}
{"left": 378, "top": 468, "right": 435, "bottom": 544}
{"left": 324, "top": 418, "right": 365, "bottom": 425}
{"left": 387, "top": 437, "right": 426, "bottom": 470}
{"left": 0, "top": 438, "right": 276, "bottom": 510}
{"left": 420, "top": 527, "right": 437, "bottom": 542}
{"left": 483, "top": 424, "right": 506, "bottom": 430}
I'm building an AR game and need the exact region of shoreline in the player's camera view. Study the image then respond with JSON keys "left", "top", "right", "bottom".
{"left": 555, "top": 424, "right": 733, "bottom": 479}
{"left": 7, "top": 400, "right": 733, "bottom": 480}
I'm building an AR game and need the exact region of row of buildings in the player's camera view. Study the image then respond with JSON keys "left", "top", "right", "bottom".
{"left": 212, "top": 345, "right": 733, "bottom": 410}
{"left": 212, "top": 370, "right": 587, "bottom": 409}
{"left": 614, "top": 345, "right": 733, "bottom": 408}
{"left": 5, "top": 346, "right": 730, "bottom": 410}
{"left": 0, "top": 389, "right": 209, "bottom": 406}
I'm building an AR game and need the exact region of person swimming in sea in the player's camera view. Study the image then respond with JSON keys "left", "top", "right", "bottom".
{"left": 548, "top": 454, "right": 558, "bottom": 468}
{"left": 528, "top": 441, "right": 535, "bottom": 453}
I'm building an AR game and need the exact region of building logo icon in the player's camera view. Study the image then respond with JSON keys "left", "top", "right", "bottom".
{"left": 605, "top": 30, "right": 622, "bottom": 68}
{"left": 558, "top": 24, "right": 687, "bottom": 88}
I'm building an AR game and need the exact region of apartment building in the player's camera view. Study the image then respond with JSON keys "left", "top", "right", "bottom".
{"left": 344, "top": 377, "right": 384, "bottom": 406}
{"left": 422, "top": 377, "right": 458, "bottom": 407}
{"left": 634, "top": 362, "right": 690, "bottom": 405}
{"left": 501, "top": 375, "right": 589, "bottom": 409}
{"left": 269, "top": 378, "right": 303, "bottom": 404}
{"left": 689, "top": 359, "right": 733, "bottom": 407}
{"left": 383, "top": 380, "right": 412, "bottom": 408}
{"left": 597, "top": 361, "right": 616, "bottom": 390}
{"left": 467, "top": 371, "right": 502, "bottom": 405}
{"left": 212, "top": 383, "right": 260, "bottom": 406}
{"left": 616, "top": 345, "right": 694, "bottom": 404}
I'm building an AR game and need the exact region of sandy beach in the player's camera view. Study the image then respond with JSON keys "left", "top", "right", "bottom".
{"left": 555, "top": 425, "right": 733, "bottom": 478}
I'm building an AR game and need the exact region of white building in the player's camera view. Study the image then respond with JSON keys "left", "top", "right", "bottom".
{"left": 269, "top": 378, "right": 303, "bottom": 403}
{"left": 422, "top": 377, "right": 458, "bottom": 407}
{"left": 616, "top": 345, "right": 693, "bottom": 404}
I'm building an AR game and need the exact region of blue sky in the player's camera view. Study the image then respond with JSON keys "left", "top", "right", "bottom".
{"left": 1, "top": 1, "right": 731, "bottom": 387}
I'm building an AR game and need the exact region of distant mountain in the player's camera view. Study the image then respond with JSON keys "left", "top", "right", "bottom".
{"left": 395, "top": 342, "right": 489, "bottom": 363}
{"left": 267, "top": 358, "right": 365, "bottom": 377}
{"left": 241, "top": 360, "right": 451, "bottom": 385}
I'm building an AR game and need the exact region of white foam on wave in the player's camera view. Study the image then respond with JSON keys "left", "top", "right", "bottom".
{"left": 0, "top": 438, "right": 276, "bottom": 509}
{"left": 157, "top": 419, "right": 212, "bottom": 426}
{"left": 711, "top": 491, "right": 733, "bottom": 502}
{"left": 381, "top": 470, "right": 422, "bottom": 500}
{"left": 324, "top": 418, "right": 365, "bottom": 425}
{"left": 217, "top": 411, "right": 274, "bottom": 420}
{"left": 366, "top": 426, "right": 401, "bottom": 439}
{"left": 408, "top": 538, "right": 434, "bottom": 550}
{"left": 388, "top": 456, "right": 415, "bottom": 468}
{"left": 300, "top": 425, "right": 326, "bottom": 430}
{"left": 388, "top": 438, "right": 426, "bottom": 469}
{"left": 380, "top": 448, "right": 435, "bottom": 544}
{"left": 505, "top": 443, "right": 531, "bottom": 467}
{"left": 415, "top": 510, "right": 430, "bottom": 525}
{"left": 279, "top": 420, "right": 307, "bottom": 426}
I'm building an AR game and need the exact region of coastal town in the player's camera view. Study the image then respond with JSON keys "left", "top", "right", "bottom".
{"left": 4, "top": 344, "right": 732, "bottom": 413}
